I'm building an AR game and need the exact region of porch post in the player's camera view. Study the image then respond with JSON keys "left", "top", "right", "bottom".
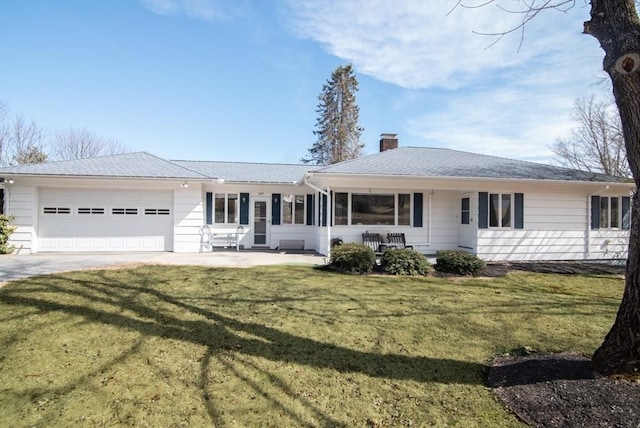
{"left": 326, "top": 186, "right": 331, "bottom": 258}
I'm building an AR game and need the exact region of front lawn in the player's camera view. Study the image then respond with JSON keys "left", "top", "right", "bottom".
{"left": 0, "top": 265, "right": 624, "bottom": 427}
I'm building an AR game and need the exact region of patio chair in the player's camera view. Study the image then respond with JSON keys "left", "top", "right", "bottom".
{"left": 387, "top": 233, "right": 413, "bottom": 249}
{"left": 362, "top": 232, "right": 386, "bottom": 255}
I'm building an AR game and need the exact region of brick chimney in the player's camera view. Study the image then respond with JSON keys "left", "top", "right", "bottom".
{"left": 379, "top": 133, "right": 398, "bottom": 152}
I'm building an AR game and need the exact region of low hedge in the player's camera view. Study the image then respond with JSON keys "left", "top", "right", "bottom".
{"left": 380, "top": 248, "right": 433, "bottom": 276}
{"left": 435, "top": 250, "right": 486, "bottom": 276}
{"left": 329, "top": 243, "right": 376, "bottom": 274}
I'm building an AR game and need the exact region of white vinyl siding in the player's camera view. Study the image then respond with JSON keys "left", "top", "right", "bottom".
{"left": 477, "top": 191, "right": 629, "bottom": 261}
{"left": 4, "top": 185, "right": 37, "bottom": 253}
{"left": 173, "top": 187, "right": 203, "bottom": 253}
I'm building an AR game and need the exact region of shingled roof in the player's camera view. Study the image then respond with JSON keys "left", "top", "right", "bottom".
{"left": 0, "top": 152, "right": 207, "bottom": 179}
{"left": 0, "top": 147, "right": 629, "bottom": 184}
{"left": 0, "top": 152, "right": 314, "bottom": 184}
{"left": 313, "top": 147, "right": 627, "bottom": 183}
{"left": 171, "top": 160, "right": 313, "bottom": 184}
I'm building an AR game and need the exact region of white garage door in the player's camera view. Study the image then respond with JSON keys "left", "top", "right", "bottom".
{"left": 38, "top": 188, "right": 174, "bottom": 252}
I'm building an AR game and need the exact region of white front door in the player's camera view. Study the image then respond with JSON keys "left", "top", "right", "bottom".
{"left": 458, "top": 193, "right": 475, "bottom": 250}
{"left": 252, "top": 198, "right": 270, "bottom": 247}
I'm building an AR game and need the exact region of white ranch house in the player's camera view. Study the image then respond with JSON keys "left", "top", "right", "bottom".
{"left": 0, "top": 135, "right": 634, "bottom": 261}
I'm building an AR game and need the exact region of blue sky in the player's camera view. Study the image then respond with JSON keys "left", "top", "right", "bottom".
{"left": 0, "top": 0, "right": 610, "bottom": 164}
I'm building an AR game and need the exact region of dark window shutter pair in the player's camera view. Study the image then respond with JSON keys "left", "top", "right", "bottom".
{"left": 267, "top": 193, "right": 315, "bottom": 226}
{"left": 592, "top": 196, "right": 631, "bottom": 230}
{"left": 206, "top": 192, "right": 250, "bottom": 225}
{"left": 478, "top": 192, "right": 524, "bottom": 229}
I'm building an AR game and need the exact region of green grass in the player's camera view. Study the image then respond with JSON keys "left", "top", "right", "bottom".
{"left": 0, "top": 265, "right": 625, "bottom": 427}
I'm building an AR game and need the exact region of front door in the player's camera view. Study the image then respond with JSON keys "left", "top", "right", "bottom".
{"left": 252, "top": 198, "right": 270, "bottom": 247}
{"left": 458, "top": 193, "right": 475, "bottom": 250}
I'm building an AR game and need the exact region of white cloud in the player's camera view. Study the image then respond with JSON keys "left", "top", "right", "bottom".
{"left": 283, "top": 0, "right": 564, "bottom": 89}
{"left": 404, "top": 84, "right": 576, "bottom": 163}
{"left": 282, "top": 0, "right": 611, "bottom": 163}
{"left": 141, "top": 0, "right": 229, "bottom": 21}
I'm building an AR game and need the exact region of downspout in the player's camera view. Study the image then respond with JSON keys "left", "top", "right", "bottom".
{"left": 587, "top": 185, "right": 610, "bottom": 259}
{"left": 303, "top": 177, "right": 332, "bottom": 257}
{"left": 426, "top": 192, "right": 432, "bottom": 246}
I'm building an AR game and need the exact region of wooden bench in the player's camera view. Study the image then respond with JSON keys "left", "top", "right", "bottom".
{"left": 362, "top": 232, "right": 386, "bottom": 255}
{"left": 387, "top": 233, "right": 413, "bottom": 249}
{"left": 278, "top": 239, "right": 305, "bottom": 251}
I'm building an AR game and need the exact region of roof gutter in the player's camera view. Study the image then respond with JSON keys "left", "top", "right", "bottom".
{"left": 307, "top": 172, "right": 634, "bottom": 187}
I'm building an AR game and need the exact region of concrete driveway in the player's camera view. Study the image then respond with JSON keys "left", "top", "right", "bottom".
{"left": 0, "top": 251, "right": 327, "bottom": 285}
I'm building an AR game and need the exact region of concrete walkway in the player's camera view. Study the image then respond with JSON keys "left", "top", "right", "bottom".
{"left": 0, "top": 251, "right": 327, "bottom": 285}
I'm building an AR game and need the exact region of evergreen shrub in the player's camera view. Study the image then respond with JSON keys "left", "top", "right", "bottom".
{"left": 381, "top": 248, "right": 433, "bottom": 276}
{"left": 330, "top": 243, "right": 376, "bottom": 274}
{"left": 435, "top": 250, "right": 486, "bottom": 276}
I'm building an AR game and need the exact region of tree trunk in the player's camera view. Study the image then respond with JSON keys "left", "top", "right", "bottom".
{"left": 586, "top": 0, "right": 640, "bottom": 375}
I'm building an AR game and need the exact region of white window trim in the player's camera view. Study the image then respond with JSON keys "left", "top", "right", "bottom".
{"left": 282, "top": 194, "right": 306, "bottom": 225}
{"left": 599, "top": 196, "right": 623, "bottom": 230}
{"left": 488, "top": 193, "right": 513, "bottom": 229}
{"left": 214, "top": 193, "right": 239, "bottom": 224}
{"left": 333, "top": 192, "right": 413, "bottom": 226}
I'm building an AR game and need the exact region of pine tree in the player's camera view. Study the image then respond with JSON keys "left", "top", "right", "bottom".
{"left": 303, "top": 64, "right": 364, "bottom": 165}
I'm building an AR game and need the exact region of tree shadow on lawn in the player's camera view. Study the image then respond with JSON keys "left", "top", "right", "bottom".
{"left": 0, "top": 271, "right": 487, "bottom": 426}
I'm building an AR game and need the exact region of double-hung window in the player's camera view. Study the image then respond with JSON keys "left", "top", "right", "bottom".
{"left": 215, "top": 193, "right": 238, "bottom": 224}
{"left": 479, "top": 192, "right": 523, "bottom": 229}
{"left": 282, "top": 194, "right": 305, "bottom": 225}
{"left": 592, "top": 196, "right": 630, "bottom": 229}
{"left": 489, "top": 193, "right": 512, "bottom": 228}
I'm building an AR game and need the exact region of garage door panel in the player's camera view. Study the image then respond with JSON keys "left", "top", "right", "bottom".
{"left": 75, "top": 238, "right": 92, "bottom": 250}
{"left": 38, "top": 188, "right": 174, "bottom": 252}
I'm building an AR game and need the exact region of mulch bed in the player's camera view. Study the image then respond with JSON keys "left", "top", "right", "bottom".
{"left": 488, "top": 352, "right": 640, "bottom": 427}
{"left": 481, "top": 261, "right": 627, "bottom": 277}
{"left": 482, "top": 261, "right": 638, "bottom": 427}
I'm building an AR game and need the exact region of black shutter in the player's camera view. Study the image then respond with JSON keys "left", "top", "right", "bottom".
{"left": 205, "top": 192, "right": 213, "bottom": 225}
{"left": 329, "top": 191, "right": 333, "bottom": 226}
{"left": 321, "top": 193, "right": 327, "bottom": 227}
{"left": 514, "top": 193, "right": 524, "bottom": 229}
{"left": 306, "top": 194, "right": 314, "bottom": 225}
{"left": 317, "top": 192, "right": 321, "bottom": 227}
{"left": 591, "top": 196, "right": 600, "bottom": 230}
{"left": 272, "top": 194, "right": 281, "bottom": 225}
{"left": 622, "top": 196, "right": 631, "bottom": 230}
{"left": 478, "top": 192, "right": 488, "bottom": 229}
{"left": 239, "top": 193, "right": 249, "bottom": 225}
{"left": 413, "top": 192, "right": 423, "bottom": 227}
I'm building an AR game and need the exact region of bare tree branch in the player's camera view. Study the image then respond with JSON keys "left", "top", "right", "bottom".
{"left": 51, "top": 127, "right": 131, "bottom": 160}
{"left": 552, "top": 95, "right": 630, "bottom": 177}
{"left": 9, "top": 115, "right": 48, "bottom": 164}
{"left": 451, "top": 0, "right": 578, "bottom": 52}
